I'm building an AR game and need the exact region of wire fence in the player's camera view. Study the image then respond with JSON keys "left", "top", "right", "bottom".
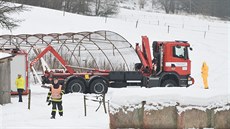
{"left": 83, "top": 94, "right": 109, "bottom": 116}
{"left": 108, "top": 13, "right": 229, "bottom": 38}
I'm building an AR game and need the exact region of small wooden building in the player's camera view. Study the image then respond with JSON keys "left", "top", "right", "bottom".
{"left": 0, "top": 52, "right": 13, "bottom": 105}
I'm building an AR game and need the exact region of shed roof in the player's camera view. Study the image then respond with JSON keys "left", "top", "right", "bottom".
{"left": 0, "top": 52, "right": 12, "bottom": 60}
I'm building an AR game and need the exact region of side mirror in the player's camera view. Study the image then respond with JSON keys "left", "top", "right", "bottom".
{"left": 189, "top": 47, "right": 193, "bottom": 51}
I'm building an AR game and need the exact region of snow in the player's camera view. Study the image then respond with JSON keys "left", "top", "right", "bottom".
{"left": 214, "top": 105, "right": 230, "bottom": 113}
{"left": 108, "top": 87, "right": 229, "bottom": 115}
{"left": 0, "top": 4, "right": 229, "bottom": 129}
{"left": 0, "top": 52, "right": 12, "bottom": 59}
{"left": 1, "top": 84, "right": 109, "bottom": 129}
{"left": 177, "top": 106, "right": 207, "bottom": 115}
{"left": 109, "top": 87, "right": 229, "bottom": 106}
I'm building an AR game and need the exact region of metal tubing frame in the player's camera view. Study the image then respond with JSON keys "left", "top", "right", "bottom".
{"left": 0, "top": 31, "right": 138, "bottom": 71}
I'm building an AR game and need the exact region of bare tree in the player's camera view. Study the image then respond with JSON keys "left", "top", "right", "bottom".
{"left": 158, "top": 0, "right": 169, "bottom": 13}
{"left": 157, "top": 0, "right": 175, "bottom": 14}
{"left": 151, "top": 0, "right": 158, "bottom": 9}
{"left": 73, "top": 0, "right": 91, "bottom": 14}
{"left": 95, "top": 0, "right": 101, "bottom": 15}
{"left": 102, "top": 0, "right": 119, "bottom": 16}
{"left": 93, "top": 0, "right": 119, "bottom": 16}
{"left": 138, "top": 0, "right": 146, "bottom": 9}
{"left": 0, "top": 1, "right": 25, "bottom": 30}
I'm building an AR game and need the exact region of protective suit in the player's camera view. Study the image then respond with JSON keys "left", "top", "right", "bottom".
{"left": 15, "top": 74, "right": 25, "bottom": 102}
{"left": 201, "top": 62, "right": 209, "bottom": 89}
{"left": 16, "top": 76, "right": 25, "bottom": 89}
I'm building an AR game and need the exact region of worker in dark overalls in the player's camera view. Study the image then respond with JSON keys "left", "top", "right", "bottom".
{"left": 46, "top": 78, "right": 65, "bottom": 119}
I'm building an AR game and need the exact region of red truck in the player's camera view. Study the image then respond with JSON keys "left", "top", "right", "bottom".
{"left": 31, "top": 36, "right": 194, "bottom": 94}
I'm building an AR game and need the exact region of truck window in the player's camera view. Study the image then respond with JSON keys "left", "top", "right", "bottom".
{"left": 173, "top": 46, "right": 188, "bottom": 59}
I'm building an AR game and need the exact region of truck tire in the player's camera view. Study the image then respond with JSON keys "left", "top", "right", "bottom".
{"left": 90, "top": 79, "right": 108, "bottom": 94}
{"left": 161, "top": 79, "right": 177, "bottom": 87}
{"left": 67, "top": 79, "right": 86, "bottom": 93}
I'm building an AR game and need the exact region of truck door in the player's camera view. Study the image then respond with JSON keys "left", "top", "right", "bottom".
{"left": 164, "top": 45, "right": 191, "bottom": 76}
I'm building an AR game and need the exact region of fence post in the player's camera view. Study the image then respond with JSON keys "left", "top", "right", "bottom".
{"left": 136, "top": 20, "right": 139, "bottom": 28}
{"left": 208, "top": 25, "right": 210, "bottom": 30}
{"left": 168, "top": 25, "right": 170, "bottom": 33}
{"left": 28, "top": 89, "right": 31, "bottom": 110}
{"left": 204, "top": 31, "right": 206, "bottom": 38}
{"left": 158, "top": 20, "right": 159, "bottom": 26}
{"left": 84, "top": 95, "right": 87, "bottom": 116}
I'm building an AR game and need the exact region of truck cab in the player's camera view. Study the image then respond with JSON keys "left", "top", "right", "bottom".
{"left": 136, "top": 36, "right": 194, "bottom": 87}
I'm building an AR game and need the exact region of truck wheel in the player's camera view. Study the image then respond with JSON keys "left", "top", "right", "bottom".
{"left": 67, "top": 79, "right": 86, "bottom": 93}
{"left": 161, "top": 79, "right": 177, "bottom": 87}
{"left": 90, "top": 79, "right": 108, "bottom": 94}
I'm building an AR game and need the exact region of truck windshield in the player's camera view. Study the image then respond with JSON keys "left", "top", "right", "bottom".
{"left": 173, "top": 46, "right": 188, "bottom": 59}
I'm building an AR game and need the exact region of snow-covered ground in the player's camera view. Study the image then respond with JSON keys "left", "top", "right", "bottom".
{"left": 0, "top": 4, "right": 229, "bottom": 129}
{"left": 1, "top": 84, "right": 109, "bottom": 129}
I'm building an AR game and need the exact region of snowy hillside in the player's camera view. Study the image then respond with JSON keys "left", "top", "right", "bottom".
{"left": 0, "top": 4, "right": 229, "bottom": 129}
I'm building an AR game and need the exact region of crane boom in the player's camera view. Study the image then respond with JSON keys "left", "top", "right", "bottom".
{"left": 30, "top": 45, "right": 75, "bottom": 74}
{"left": 135, "top": 36, "right": 153, "bottom": 75}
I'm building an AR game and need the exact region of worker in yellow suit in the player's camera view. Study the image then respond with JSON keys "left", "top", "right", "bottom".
{"left": 201, "top": 62, "right": 209, "bottom": 89}
{"left": 15, "top": 74, "right": 25, "bottom": 102}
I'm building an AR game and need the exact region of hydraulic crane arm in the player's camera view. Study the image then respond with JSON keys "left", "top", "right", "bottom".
{"left": 136, "top": 44, "right": 149, "bottom": 69}
{"left": 30, "top": 45, "right": 75, "bottom": 74}
{"left": 135, "top": 36, "right": 153, "bottom": 75}
{"left": 141, "top": 36, "right": 153, "bottom": 69}
{"left": 33, "top": 47, "right": 51, "bottom": 72}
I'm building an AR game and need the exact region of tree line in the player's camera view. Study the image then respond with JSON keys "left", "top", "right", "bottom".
{"left": 3, "top": 0, "right": 230, "bottom": 19}
{"left": 146, "top": 0, "right": 230, "bottom": 20}
{"left": 5, "top": 0, "right": 119, "bottom": 16}
{"left": 0, "top": 0, "right": 229, "bottom": 30}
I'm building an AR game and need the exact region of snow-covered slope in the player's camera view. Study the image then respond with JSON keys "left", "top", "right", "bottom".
{"left": 0, "top": 5, "right": 229, "bottom": 129}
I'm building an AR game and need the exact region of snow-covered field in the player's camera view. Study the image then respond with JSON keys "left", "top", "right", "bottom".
{"left": 1, "top": 84, "right": 109, "bottom": 129}
{"left": 0, "top": 4, "right": 229, "bottom": 129}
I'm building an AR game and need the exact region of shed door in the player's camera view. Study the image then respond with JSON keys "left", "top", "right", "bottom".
{"left": 11, "top": 55, "right": 26, "bottom": 92}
